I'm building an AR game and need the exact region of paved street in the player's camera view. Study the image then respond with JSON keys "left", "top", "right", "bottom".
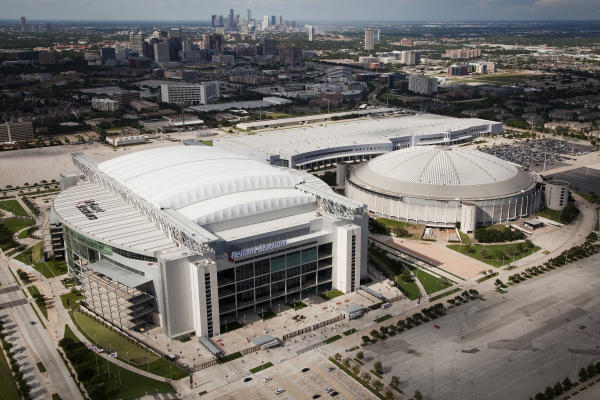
{"left": 0, "top": 256, "right": 83, "bottom": 400}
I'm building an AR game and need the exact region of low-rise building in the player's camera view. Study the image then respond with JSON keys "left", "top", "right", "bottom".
{"left": 160, "top": 82, "right": 220, "bottom": 105}
{"left": 91, "top": 98, "right": 119, "bottom": 112}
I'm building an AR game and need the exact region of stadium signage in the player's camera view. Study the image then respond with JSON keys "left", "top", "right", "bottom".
{"left": 228, "top": 240, "right": 287, "bottom": 261}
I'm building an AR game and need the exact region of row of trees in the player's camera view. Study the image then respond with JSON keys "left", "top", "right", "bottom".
{"left": 529, "top": 362, "right": 600, "bottom": 400}
{"left": 474, "top": 225, "right": 526, "bottom": 243}
{"left": 0, "top": 318, "right": 33, "bottom": 399}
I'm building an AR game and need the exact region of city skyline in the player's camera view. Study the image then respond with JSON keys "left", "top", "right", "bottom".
{"left": 1, "top": 0, "right": 599, "bottom": 22}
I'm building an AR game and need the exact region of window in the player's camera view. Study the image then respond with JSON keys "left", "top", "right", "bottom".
{"left": 286, "top": 251, "right": 301, "bottom": 267}
{"left": 270, "top": 256, "right": 286, "bottom": 272}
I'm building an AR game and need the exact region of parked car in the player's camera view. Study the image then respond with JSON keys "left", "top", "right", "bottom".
{"left": 302, "top": 367, "right": 310, "bottom": 372}
{"left": 275, "top": 388, "right": 285, "bottom": 395}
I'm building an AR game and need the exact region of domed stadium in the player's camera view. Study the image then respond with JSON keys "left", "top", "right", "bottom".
{"left": 345, "top": 146, "right": 543, "bottom": 233}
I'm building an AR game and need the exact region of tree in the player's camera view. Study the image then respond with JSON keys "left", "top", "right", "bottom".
{"left": 390, "top": 375, "right": 400, "bottom": 388}
{"left": 385, "top": 390, "right": 394, "bottom": 399}
{"left": 562, "top": 377, "right": 572, "bottom": 390}
{"left": 373, "top": 380, "right": 383, "bottom": 392}
{"left": 414, "top": 390, "right": 423, "bottom": 400}
{"left": 362, "top": 372, "right": 371, "bottom": 382}
{"left": 356, "top": 351, "right": 364, "bottom": 360}
{"left": 544, "top": 386, "right": 554, "bottom": 399}
{"left": 362, "top": 336, "right": 371, "bottom": 344}
{"left": 352, "top": 366, "right": 360, "bottom": 375}
{"left": 374, "top": 361, "right": 383, "bottom": 374}
{"left": 343, "top": 358, "right": 351, "bottom": 368}
{"left": 334, "top": 353, "right": 342, "bottom": 361}
{"left": 579, "top": 367, "right": 588, "bottom": 381}
{"left": 587, "top": 363, "right": 596, "bottom": 377}
{"left": 553, "top": 382, "right": 563, "bottom": 396}
{"left": 534, "top": 393, "right": 546, "bottom": 400}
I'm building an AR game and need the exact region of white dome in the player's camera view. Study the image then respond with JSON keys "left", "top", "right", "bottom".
{"left": 350, "top": 146, "right": 538, "bottom": 200}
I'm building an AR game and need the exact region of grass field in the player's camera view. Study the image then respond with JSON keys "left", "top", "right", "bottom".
{"left": 447, "top": 242, "right": 540, "bottom": 267}
{"left": 249, "top": 362, "right": 273, "bottom": 373}
{"left": 34, "top": 260, "right": 68, "bottom": 278}
{"left": 60, "top": 289, "right": 83, "bottom": 310}
{"left": 27, "top": 285, "right": 48, "bottom": 318}
{"left": 71, "top": 310, "right": 187, "bottom": 379}
{"left": 371, "top": 218, "right": 425, "bottom": 239}
{"left": 0, "top": 218, "right": 35, "bottom": 235}
{"left": 0, "top": 199, "right": 28, "bottom": 217}
{"left": 395, "top": 274, "right": 421, "bottom": 300}
{"left": 14, "top": 242, "right": 43, "bottom": 265}
{"left": 413, "top": 268, "right": 451, "bottom": 294}
{"left": 429, "top": 288, "right": 462, "bottom": 302}
{"left": 459, "top": 231, "right": 471, "bottom": 244}
{"left": 62, "top": 325, "right": 175, "bottom": 400}
{"left": 17, "top": 226, "right": 37, "bottom": 239}
{"left": 320, "top": 288, "right": 344, "bottom": 300}
{"left": 0, "top": 345, "right": 19, "bottom": 400}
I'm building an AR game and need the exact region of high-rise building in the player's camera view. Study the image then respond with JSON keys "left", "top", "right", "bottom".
{"left": 375, "top": 29, "right": 380, "bottom": 42}
{"left": 364, "top": 29, "right": 374, "bottom": 51}
{"left": 247, "top": 9, "right": 251, "bottom": 22}
{"left": 307, "top": 25, "right": 315, "bottom": 41}
{"left": 278, "top": 16, "right": 283, "bottom": 25}
{"left": 160, "top": 82, "right": 220, "bottom": 105}
{"left": 270, "top": 16, "right": 276, "bottom": 26}
{"left": 100, "top": 47, "right": 116, "bottom": 63}
{"left": 228, "top": 9, "right": 235, "bottom": 30}
{"left": 168, "top": 27, "right": 181, "bottom": 39}
{"left": 261, "top": 37, "right": 277, "bottom": 56}
{"left": 154, "top": 42, "right": 170, "bottom": 64}
{"left": 263, "top": 16, "right": 269, "bottom": 28}
{"left": 129, "top": 31, "right": 145, "bottom": 57}
{"left": 211, "top": 15, "right": 217, "bottom": 27}
{"left": 20, "top": 16, "right": 26, "bottom": 32}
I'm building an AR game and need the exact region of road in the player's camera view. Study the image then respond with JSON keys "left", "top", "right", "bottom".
{"left": 0, "top": 256, "right": 83, "bottom": 400}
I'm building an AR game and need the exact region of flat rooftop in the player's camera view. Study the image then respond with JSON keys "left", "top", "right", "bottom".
{"left": 53, "top": 182, "right": 179, "bottom": 257}
{"left": 218, "top": 113, "right": 498, "bottom": 159}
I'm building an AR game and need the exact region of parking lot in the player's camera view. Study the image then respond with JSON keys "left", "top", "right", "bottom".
{"left": 201, "top": 352, "right": 376, "bottom": 400}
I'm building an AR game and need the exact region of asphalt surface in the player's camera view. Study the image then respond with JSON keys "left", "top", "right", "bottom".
{"left": 0, "top": 257, "right": 83, "bottom": 400}
{"left": 358, "top": 252, "right": 600, "bottom": 400}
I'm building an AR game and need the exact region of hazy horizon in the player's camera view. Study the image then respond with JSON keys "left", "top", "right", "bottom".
{"left": 1, "top": 0, "right": 599, "bottom": 23}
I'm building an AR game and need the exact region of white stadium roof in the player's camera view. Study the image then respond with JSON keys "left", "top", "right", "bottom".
{"left": 217, "top": 114, "right": 498, "bottom": 159}
{"left": 350, "top": 146, "right": 540, "bottom": 200}
{"left": 97, "top": 146, "right": 315, "bottom": 226}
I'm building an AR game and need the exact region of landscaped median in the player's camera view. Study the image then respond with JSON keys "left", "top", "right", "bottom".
{"left": 59, "top": 325, "right": 175, "bottom": 400}
{"left": 447, "top": 241, "right": 540, "bottom": 267}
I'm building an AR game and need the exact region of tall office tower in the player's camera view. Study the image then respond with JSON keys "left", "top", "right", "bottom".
{"left": 375, "top": 29, "right": 380, "bottom": 42}
{"left": 261, "top": 37, "right": 277, "bottom": 56}
{"left": 154, "top": 42, "right": 170, "bottom": 63}
{"left": 168, "top": 27, "right": 181, "bottom": 39}
{"left": 307, "top": 25, "right": 315, "bottom": 41}
{"left": 218, "top": 15, "right": 224, "bottom": 27}
{"left": 247, "top": 9, "right": 251, "bottom": 22}
{"left": 129, "top": 31, "right": 145, "bottom": 57}
{"left": 278, "top": 16, "right": 283, "bottom": 25}
{"left": 211, "top": 15, "right": 217, "bottom": 27}
{"left": 228, "top": 9, "right": 234, "bottom": 29}
{"left": 20, "top": 16, "right": 26, "bottom": 32}
{"left": 263, "top": 16, "right": 269, "bottom": 28}
{"left": 364, "top": 28, "right": 374, "bottom": 51}
{"left": 270, "top": 16, "right": 276, "bottom": 26}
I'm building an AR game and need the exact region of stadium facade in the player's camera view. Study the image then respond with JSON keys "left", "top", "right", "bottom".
{"left": 214, "top": 113, "right": 502, "bottom": 169}
{"left": 52, "top": 146, "right": 367, "bottom": 339}
{"left": 345, "top": 147, "right": 543, "bottom": 233}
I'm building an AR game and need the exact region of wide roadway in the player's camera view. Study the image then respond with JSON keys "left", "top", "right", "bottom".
{"left": 359, "top": 252, "right": 600, "bottom": 400}
{"left": 0, "top": 256, "right": 83, "bottom": 400}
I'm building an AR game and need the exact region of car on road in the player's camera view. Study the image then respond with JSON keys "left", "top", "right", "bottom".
{"left": 302, "top": 367, "right": 310, "bottom": 372}
{"left": 264, "top": 376, "right": 272, "bottom": 382}
{"left": 326, "top": 387, "right": 334, "bottom": 393}
{"left": 330, "top": 391, "right": 339, "bottom": 397}
{"left": 434, "top": 324, "right": 440, "bottom": 329}
{"left": 30, "top": 321, "right": 36, "bottom": 325}
{"left": 327, "top": 367, "right": 335, "bottom": 372}
{"left": 382, "top": 302, "right": 391, "bottom": 309}
{"left": 243, "top": 377, "right": 253, "bottom": 382}
{"left": 275, "top": 388, "right": 285, "bottom": 395}
{"left": 312, "top": 395, "right": 321, "bottom": 399}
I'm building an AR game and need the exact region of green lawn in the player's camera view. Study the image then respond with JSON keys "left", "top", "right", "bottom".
{"left": 324, "top": 335, "right": 342, "bottom": 344}
{"left": 220, "top": 321, "right": 243, "bottom": 333}
{"left": 428, "top": 288, "right": 462, "bottom": 302}
{"left": 320, "top": 288, "right": 344, "bottom": 300}
{"left": 289, "top": 300, "right": 307, "bottom": 310}
{"left": 249, "top": 362, "right": 273, "bottom": 373}
{"left": 199, "top": 140, "right": 213, "bottom": 146}
{"left": 27, "top": 285, "right": 48, "bottom": 319}
{"left": 17, "top": 226, "right": 37, "bottom": 239}
{"left": 395, "top": 275, "right": 421, "bottom": 300}
{"left": 535, "top": 205, "right": 579, "bottom": 224}
{"left": 413, "top": 268, "right": 451, "bottom": 295}
{"left": 368, "top": 248, "right": 404, "bottom": 278}
{"left": 14, "top": 242, "right": 43, "bottom": 265}
{"left": 62, "top": 325, "right": 175, "bottom": 400}
{"left": 0, "top": 199, "right": 28, "bottom": 217}
{"left": 34, "top": 260, "right": 68, "bottom": 278}
{"left": 71, "top": 310, "right": 187, "bottom": 379}
{"left": 447, "top": 242, "right": 540, "bottom": 267}
{"left": 60, "top": 289, "right": 83, "bottom": 310}
{"left": 259, "top": 310, "right": 277, "bottom": 320}
{"left": 466, "top": 73, "right": 545, "bottom": 86}
{"left": 0, "top": 218, "right": 35, "bottom": 234}
{"left": 0, "top": 342, "right": 20, "bottom": 400}
{"left": 459, "top": 231, "right": 471, "bottom": 244}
